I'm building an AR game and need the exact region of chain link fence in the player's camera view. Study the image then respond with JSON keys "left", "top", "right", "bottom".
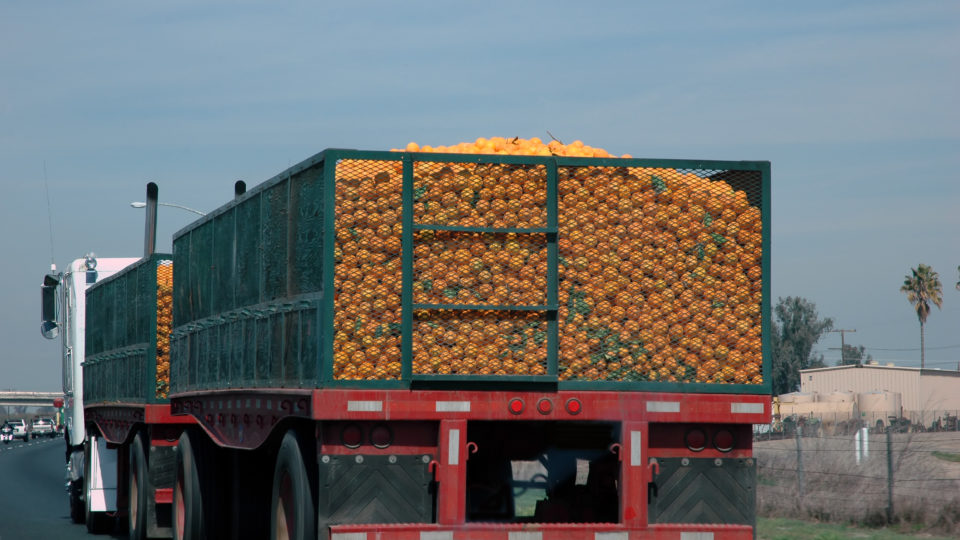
{"left": 754, "top": 426, "right": 960, "bottom": 534}
{"left": 755, "top": 410, "right": 960, "bottom": 440}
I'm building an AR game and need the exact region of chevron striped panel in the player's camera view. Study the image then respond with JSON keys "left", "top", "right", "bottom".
{"left": 648, "top": 457, "right": 755, "bottom": 525}
{"left": 318, "top": 455, "right": 435, "bottom": 526}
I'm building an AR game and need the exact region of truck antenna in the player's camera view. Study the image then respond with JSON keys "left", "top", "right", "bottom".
{"left": 43, "top": 160, "right": 56, "bottom": 272}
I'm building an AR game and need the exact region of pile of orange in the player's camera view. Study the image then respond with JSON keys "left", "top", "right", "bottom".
{"left": 394, "top": 136, "right": 626, "bottom": 159}
{"left": 331, "top": 137, "right": 763, "bottom": 384}
{"left": 333, "top": 161, "right": 404, "bottom": 380}
{"left": 412, "top": 230, "right": 548, "bottom": 307}
{"left": 557, "top": 166, "right": 762, "bottom": 384}
{"left": 156, "top": 262, "right": 173, "bottom": 397}
{"left": 411, "top": 310, "right": 548, "bottom": 376}
{"left": 412, "top": 163, "right": 549, "bottom": 230}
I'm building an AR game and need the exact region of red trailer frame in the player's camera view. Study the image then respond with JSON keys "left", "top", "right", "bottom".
{"left": 171, "top": 389, "right": 768, "bottom": 539}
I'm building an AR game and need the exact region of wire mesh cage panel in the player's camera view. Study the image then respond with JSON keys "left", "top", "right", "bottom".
{"left": 171, "top": 157, "right": 325, "bottom": 394}
{"left": 413, "top": 231, "right": 549, "bottom": 308}
{"left": 412, "top": 309, "right": 549, "bottom": 376}
{"left": 411, "top": 162, "right": 548, "bottom": 229}
{"left": 84, "top": 255, "right": 173, "bottom": 403}
{"left": 333, "top": 159, "right": 403, "bottom": 381}
{"left": 169, "top": 150, "right": 769, "bottom": 394}
{"left": 557, "top": 165, "right": 764, "bottom": 385}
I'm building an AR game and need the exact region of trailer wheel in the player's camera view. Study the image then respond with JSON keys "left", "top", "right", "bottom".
{"left": 128, "top": 433, "right": 149, "bottom": 540}
{"left": 173, "top": 432, "right": 206, "bottom": 540}
{"left": 84, "top": 435, "right": 115, "bottom": 534}
{"left": 271, "top": 431, "right": 316, "bottom": 540}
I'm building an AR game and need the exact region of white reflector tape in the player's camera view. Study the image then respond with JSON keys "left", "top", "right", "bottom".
{"left": 731, "top": 402, "right": 764, "bottom": 414}
{"left": 436, "top": 401, "right": 471, "bottom": 412}
{"left": 631, "top": 430, "right": 642, "bottom": 466}
{"left": 347, "top": 401, "right": 383, "bottom": 412}
{"left": 681, "top": 533, "right": 714, "bottom": 540}
{"left": 422, "top": 532, "right": 453, "bottom": 540}
{"left": 510, "top": 532, "right": 542, "bottom": 540}
{"left": 595, "top": 533, "right": 628, "bottom": 540}
{"left": 448, "top": 429, "right": 460, "bottom": 466}
{"left": 646, "top": 401, "right": 680, "bottom": 413}
{"left": 333, "top": 534, "right": 367, "bottom": 540}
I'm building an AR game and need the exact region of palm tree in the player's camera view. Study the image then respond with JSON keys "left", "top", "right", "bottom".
{"left": 900, "top": 264, "right": 943, "bottom": 369}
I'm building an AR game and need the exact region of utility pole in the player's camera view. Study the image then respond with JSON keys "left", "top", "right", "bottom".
{"left": 828, "top": 329, "right": 857, "bottom": 365}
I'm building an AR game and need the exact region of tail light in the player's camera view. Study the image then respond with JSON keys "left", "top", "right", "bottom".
{"left": 713, "top": 429, "right": 735, "bottom": 453}
{"left": 684, "top": 428, "right": 707, "bottom": 452}
{"left": 370, "top": 423, "right": 393, "bottom": 449}
{"left": 341, "top": 423, "right": 363, "bottom": 448}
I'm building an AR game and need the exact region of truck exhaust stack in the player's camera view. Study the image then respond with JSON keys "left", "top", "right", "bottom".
{"left": 143, "top": 182, "right": 158, "bottom": 257}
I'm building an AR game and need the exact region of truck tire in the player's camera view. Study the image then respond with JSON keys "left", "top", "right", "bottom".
{"left": 128, "top": 433, "right": 149, "bottom": 540}
{"left": 270, "top": 431, "right": 316, "bottom": 540}
{"left": 69, "top": 479, "right": 85, "bottom": 524}
{"left": 173, "top": 432, "right": 205, "bottom": 540}
{"left": 84, "top": 435, "right": 115, "bottom": 534}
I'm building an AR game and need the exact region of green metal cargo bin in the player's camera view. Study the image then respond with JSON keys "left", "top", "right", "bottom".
{"left": 84, "top": 254, "right": 174, "bottom": 403}
{"left": 170, "top": 149, "right": 770, "bottom": 395}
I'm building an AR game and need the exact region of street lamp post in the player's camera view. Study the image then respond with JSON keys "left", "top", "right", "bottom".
{"left": 130, "top": 201, "right": 206, "bottom": 216}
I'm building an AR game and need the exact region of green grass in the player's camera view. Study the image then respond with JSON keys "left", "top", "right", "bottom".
{"left": 931, "top": 451, "right": 960, "bottom": 463}
{"left": 758, "top": 518, "right": 956, "bottom": 540}
{"left": 512, "top": 487, "right": 546, "bottom": 517}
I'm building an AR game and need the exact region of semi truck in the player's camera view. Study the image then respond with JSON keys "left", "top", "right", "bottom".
{"left": 41, "top": 252, "right": 140, "bottom": 528}
{"left": 44, "top": 144, "right": 771, "bottom": 540}
{"left": 40, "top": 182, "right": 213, "bottom": 538}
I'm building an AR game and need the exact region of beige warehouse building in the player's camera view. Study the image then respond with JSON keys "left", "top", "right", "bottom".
{"left": 797, "top": 363, "right": 960, "bottom": 428}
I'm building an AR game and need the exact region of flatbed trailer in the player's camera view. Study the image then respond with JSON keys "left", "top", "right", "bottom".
{"left": 81, "top": 251, "right": 198, "bottom": 538}
{"left": 162, "top": 149, "right": 771, "bottom": 540}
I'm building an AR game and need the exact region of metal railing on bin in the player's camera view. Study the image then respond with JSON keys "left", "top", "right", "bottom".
{"left": 84, "top": 254, "right": 173, "bottom": 403}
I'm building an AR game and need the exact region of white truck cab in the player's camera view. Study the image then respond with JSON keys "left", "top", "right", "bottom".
{"left": 41, "top": 253, "right": 139, "bottom": 524}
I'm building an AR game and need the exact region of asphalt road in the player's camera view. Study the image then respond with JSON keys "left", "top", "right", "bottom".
{"left": 0, "top": 436, "right": 119, "bottom": 539}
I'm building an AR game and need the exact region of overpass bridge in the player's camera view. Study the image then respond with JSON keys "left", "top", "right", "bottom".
{"left": 0, "top": 391, "right": 63, "bottom": 408}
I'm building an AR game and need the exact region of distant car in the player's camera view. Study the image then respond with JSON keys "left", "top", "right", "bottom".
{"left": 30, "top": 418, "right": 57, "bottom": 439}
{"left": 8, "top": 419, "right": 28, "bottom": 442}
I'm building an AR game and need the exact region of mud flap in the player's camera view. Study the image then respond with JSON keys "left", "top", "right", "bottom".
{"left": 317, "top": 454, "right": 434, "bottom": 534}
{"left": 648, "top": 457, "right": 755, "bottom": 526}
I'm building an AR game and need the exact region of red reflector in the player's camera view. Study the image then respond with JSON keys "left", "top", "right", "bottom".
{"left": 536, "top": 398, "right": 553, "bottom": 415}
{"left": 685, "top": 429, "right": 706, "bottom": 452}
{"left": 508, "top": 398, "right": 524, "bottom": 415}
{"left": 713, "top": 429, "right": 735, "bottom": 453}
{"left": 154, "top": 488, "right": 173, "bottom": 505}
{"left": 565, "top": 398, "right": 582, "bottom": 415}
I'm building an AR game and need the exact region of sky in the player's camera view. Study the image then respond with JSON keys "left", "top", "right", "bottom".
{"left": 1, "top": 1, "right": 958, "bottom": 391}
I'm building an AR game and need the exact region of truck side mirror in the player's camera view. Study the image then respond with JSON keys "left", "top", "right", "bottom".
{"left": 41, "top": 273, "right": 60, "bottom": 339}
